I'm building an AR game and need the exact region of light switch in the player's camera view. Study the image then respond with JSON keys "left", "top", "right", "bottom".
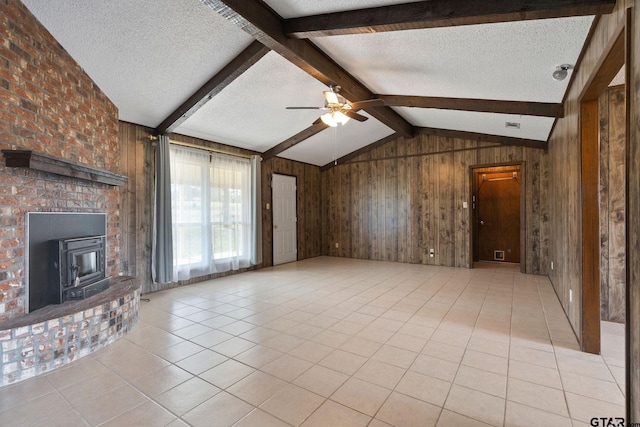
{"left": 463, "top": 202, "right": 468, "bottom": 209}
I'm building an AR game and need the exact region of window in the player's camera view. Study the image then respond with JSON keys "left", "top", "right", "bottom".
{"left": 170, "top": 145, "right": 253, "bottom": 280}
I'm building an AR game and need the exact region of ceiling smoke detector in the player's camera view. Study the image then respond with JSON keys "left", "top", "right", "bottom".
{"left": 552, "top": 64, "right": 574, "bottom": 81}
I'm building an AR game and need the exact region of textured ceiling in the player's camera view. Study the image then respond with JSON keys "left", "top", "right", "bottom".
{"left": 175, "top": 52, "right": 349, "bottom": 154}
{"left": 278, "top": 112, "right": 395, "bottom": 166}
{"left": 21, "top": 0, "right": 597, "bottom": 166}
{"left": 21, "top": 0, "right": 254, "bottom": 127}
{"left": 266, "top": 0, "right": 416, "bottom": 18}
{"left": 610, "top": 66, "right": 626, "bottom": 86}
{"left": 313, "top": 17, "right": 593, "bottom": 102}
{"left": 396, "top": 109, "right": 556, "bottom": 141}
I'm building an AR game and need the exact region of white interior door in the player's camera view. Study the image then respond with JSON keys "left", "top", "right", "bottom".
{"left": 272, "top": 174, "right": 297, "bottom": 265}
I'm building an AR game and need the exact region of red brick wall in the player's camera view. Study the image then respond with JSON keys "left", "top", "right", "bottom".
{"left": 0, "top": 1, "right": 122, "bottom": 323}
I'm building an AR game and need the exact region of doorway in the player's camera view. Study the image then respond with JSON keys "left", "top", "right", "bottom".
{"left": 472, "top": 164, "right": 524, "bottom": 271}
{"left": 272, "top": 174, "right": 297, "bottom": 265}
{"left": 578, "top": 18, "right": 627, "bottom": 355}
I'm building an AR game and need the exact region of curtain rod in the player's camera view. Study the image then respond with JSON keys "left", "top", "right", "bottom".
{"left": 148, "top": 135, "right": 256, "bottom": 160}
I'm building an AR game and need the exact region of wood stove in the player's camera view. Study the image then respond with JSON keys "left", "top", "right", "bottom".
{"left": 49, "top": 235, "right": 109, "bottom": 302}
{"left": 26, "top": 212, "right": 110, "bottom": 313}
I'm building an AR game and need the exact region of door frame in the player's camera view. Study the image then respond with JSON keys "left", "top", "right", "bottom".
{"left": 271, "top": 173, "right": 298, "bottom": 266}
{"left": 469, "top": 162, "right": 526, "bottom": 273}
{"left": 577, "top": 16, "right": 627, "bottom": 355}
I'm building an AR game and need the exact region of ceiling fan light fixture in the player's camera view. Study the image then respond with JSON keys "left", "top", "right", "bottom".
{"left": 321, "top": 111, "right": 350, "bottom": 127}
{"left": 334, "top": 111, "right": 350, "bottom": 126}
{"left": 321, "top": 112, "right": 338, "bottom": 127}
{"left": 552, "top": 64, "right": 574, "bottom": 81}
{"left": 289, "top": 86, "right": 362, "bottom": 127}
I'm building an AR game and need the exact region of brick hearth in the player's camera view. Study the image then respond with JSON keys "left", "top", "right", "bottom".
{"left": 0, "top": 277, "right": 140, "bottom": 386}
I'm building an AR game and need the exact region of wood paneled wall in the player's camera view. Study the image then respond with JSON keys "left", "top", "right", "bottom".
{"left": 628, "top": 3, "right": 640, "bottom": 419}
{"left": 321, "top": 134, "right": 548, "bottom": 274}
{"left": 119, "top": 122, "right": 154, "bottom": 288}
{"left": 599, "top": 84, "right": 626, "bottom": 323}
{"left": 118, "top": 122, "right": 322, "bottom": 292}
{"left": 547, "top": 0, "right": 632, "bottom": 342}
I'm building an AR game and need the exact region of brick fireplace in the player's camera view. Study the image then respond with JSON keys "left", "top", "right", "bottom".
{"left": 0, "top": 1, "right": 140, "bottom": 385}
{"left": 0, "top": 0, "right": 122, "bottom": 324}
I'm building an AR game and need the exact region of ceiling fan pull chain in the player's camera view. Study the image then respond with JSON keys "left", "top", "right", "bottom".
{"left": 333, "top": 126, "right": 337, "bottom": 165}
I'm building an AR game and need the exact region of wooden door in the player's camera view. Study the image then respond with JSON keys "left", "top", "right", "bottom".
{"left": 474, "top": 169, "right": 521, "bottom": 263}
{"left": 272, "top": 174, "right": 297, "bottom": 265}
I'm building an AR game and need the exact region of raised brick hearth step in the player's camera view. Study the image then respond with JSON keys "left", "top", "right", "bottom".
{"left": 0, "top": 276, "right": 140, "bottom": 386}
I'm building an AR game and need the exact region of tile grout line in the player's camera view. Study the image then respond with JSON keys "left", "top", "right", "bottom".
{"left": 536, "top": 278, "right": 576, "bottom": 424}
{"left": 503, "top": 269, "right": 515, "bottom": 427}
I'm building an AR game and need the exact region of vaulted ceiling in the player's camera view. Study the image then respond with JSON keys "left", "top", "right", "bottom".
{"left": 22, "top": 0, "right": 614, "bottom": 167}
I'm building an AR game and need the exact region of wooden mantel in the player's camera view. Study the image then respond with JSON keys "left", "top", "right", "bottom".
{"left": 1, "top": 149, "right": 128, "bottom": 187}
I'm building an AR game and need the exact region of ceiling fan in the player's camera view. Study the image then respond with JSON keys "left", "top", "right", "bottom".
{"left": 286, "top": 85, "right": 384, "bottom": 127}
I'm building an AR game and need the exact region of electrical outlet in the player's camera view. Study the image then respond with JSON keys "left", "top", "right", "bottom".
{"left": 335, "top": 242, "right": 339, "bottom": 248}
{"left": 569, "top": 289, "right": 573, "bottom": 302}
{"left": 429, "top": 248, "right": 434, "bottom": 258}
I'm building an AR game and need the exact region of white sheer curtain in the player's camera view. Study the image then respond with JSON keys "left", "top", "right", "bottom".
{"left": 170, "top": 144, "right": 253, "bottom": 281}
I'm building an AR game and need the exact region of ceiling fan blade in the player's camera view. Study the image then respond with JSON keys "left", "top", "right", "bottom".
{"left": 286, "top": 107, "right": 322, "bottom": 110}
{"left": 324, "top": 91, "right": 339, "bottom": 105}
{"left": 350, "top": 99, "right": 385, "bottom": 109}
{"left": 312, "top": 117, "right": 324, "bottom": 125}
{"left": 344, "top": 111, "right": 368, "bottom": 122}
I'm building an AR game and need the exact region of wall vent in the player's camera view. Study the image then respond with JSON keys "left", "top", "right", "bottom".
{"left": 505, "top": 122, "right": 521, "bottom": 129}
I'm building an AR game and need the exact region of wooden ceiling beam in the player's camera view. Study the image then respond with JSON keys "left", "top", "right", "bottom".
{"left": 202, "top": 0, "right": 415, "bottom": 139}
{"left": 155, "top": 41, "right": 269, "bottom": 135}
{"left": 262, "top": 121, "right": 328, "bottom": 161}
{"left": 284, "top": 0, "right": 616, "bottom": 38}
{"left": 416, "top": 127, "right": 548, "bottom": 149}
{"left": 377, "top": 95, "right": 564, "bottom": 117}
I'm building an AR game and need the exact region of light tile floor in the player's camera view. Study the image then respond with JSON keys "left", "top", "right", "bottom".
{"left": 0, "top": 257, "right": 626, "bottom": 426}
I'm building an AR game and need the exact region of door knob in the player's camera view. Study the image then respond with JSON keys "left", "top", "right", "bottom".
{"left": 480, "top": 220, "right": 484, "bottom": 226}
